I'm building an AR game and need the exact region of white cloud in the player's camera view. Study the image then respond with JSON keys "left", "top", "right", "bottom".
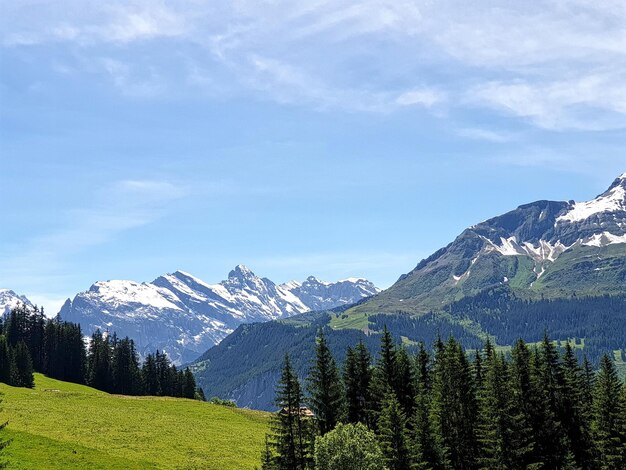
{"left": 470, "top": 73, "right": 626, "bottom": 130}
{"left": 395, "top": 88, "right": 444, "bottom": 108}
{"left": 456, "top": 127, "right": 515, "bottom": 143}
{"left": 2, "top": 1, "right": 626, "bottom": 128}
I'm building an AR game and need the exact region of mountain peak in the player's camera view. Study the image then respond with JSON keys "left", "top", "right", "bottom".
{"left": 0, "top": 289, "right": 35, "bottom": 316}
{"left": 228, "top": 264, "right": 255, "bottom": 280}
{"left": 556, "top": 175, "right": 626, "bottom": 224}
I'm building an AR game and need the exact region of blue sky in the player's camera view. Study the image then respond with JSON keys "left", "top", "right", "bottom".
{"left": 1, "top": 1, "right": 625, "bottom": 314}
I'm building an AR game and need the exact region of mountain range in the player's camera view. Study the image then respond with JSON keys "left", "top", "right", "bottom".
{"left": 57, "top": 266, "right": 379, "bottom": 364}
{"left": 191, "top": 173, "right": 626, "bottom": 409}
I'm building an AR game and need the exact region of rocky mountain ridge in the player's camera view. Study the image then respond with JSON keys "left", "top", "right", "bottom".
{"left": 58, "top": 265, "right": 379, "bottom": 364}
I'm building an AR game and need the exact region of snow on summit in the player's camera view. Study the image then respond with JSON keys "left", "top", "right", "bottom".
{"left": 58, "top": 266, "right": 379, "bottom": 364}
{"left": 557, "top": 177, "right": 626, "bottom": 224}
{"left": 0, "top": 289, "right": 35, "bottom": 316}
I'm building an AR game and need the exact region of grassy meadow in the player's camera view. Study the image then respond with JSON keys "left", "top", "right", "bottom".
{"left": 0, "top": 374, "right": 268, "bottom": 469}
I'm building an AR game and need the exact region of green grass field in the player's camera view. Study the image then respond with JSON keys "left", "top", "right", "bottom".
{"left": 0, "top": 374, "right": 269, "bottom": 469}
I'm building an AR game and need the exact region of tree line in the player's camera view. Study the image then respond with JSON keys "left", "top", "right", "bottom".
{"left": 0, "top": 304, "right": 203, "bottom": 400}
{"left": 261, "top": 327, "right": 626, "bottom": 470}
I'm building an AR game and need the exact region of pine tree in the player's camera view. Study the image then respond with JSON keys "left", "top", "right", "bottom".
{"left": 378, "top": 392, "right": 412, "bottom": 470}
{"left": 307, "top": 330, "right": 345, "bottom": 435}
{"left": 509, "top": 339, "right": 539, "bottom": 468}
{"left": 269, "top": 354, "right": 314, "bottom": 470}
{"left": 477, "top": 351, "right": 533, "bottom": 469}
{"left": 142, "top": 353, "right": 159, "bottom": 395}
{"left": 111, "top": 338, "right": 143, "bottom": 395}
{"left": 411, "top": 373, "right": 438, "bottom": 469}
{"left": 369, "top": 326, "right": 397, "bottom": 427}
{"left": 560, "top": 343, "right": 593, "bottom": 468}
{"left": 410, "top": 341, "right": 437, "bottom": 469}
{"left": 473, "top": 350, "right": 484, "bottom": 391}
{"left": 155, "top": 350, "right": 172, "bottom": 396}
{"left": 429, "top": 337, "right": 478, "bottom": 470}
{"left": 394, "top": 347, "right": 415, "bottom": 417}
{"left": 591, "top": 354, "right": 625, "bottom": 469}
{"left": 415, "top": 342, "right": 431, "bottom": 394}
{"left": 0, "top": 337, "right": 10, "bottom": 384}
{"left": 344, "top": 342, "right": 373, "bottom": 426}
{"left": 4, "top": 306, "right": 28, "bottom": 347}
{"left": 527, "top": 338, "right": 566, "bottom": 467}
{"left": 183, "top": 368, "right": 196, "bottom": 399}
{"left": 260, "top": 434, "right": 276, "bottom": 470}
{"left": 27, "top": 309, "right": 45, "bottom": 372}
{"left": 87, "top": 330, "right": 111, "bottom": 391}
{"left": 10, "top": 341, "right": 34, "bottom": 388}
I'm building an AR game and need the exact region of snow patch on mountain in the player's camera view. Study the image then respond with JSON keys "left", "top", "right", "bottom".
{"left": 557, "top": 184, "right": 626, "bottom": 224}
{"left": 0, "top": 289, "right": 34, "bottom": 316}
{"left": 59, "top": 266, "right": 379, "bottom": 364}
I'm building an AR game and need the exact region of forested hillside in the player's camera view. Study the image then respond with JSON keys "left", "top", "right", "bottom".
{"left": 259, "top": 330, "right": 626, "bottom": 470}
{"left": 193, "top": 291, "right": 626, "bottom": 410}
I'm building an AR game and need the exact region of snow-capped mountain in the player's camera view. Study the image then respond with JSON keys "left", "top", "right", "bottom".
{"left": 0, "top": 289, "right": 34, "bottom": 316}
{"left": 58, "top": 266, "right": 379, "bottom": 364}
{"left": 354, "top": 173, "right": 626, "bottom": 315}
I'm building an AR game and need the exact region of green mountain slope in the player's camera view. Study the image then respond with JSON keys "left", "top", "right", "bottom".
{"left": 192, "top": 175, "right": 626, "bottom": 410}
{"left": 193, "top": 293, "right": 626, "bottom": 410}
{"left": 349, "top": 176, "right": 626, "bottom": 317}
{"left": 0, "top": 374, "right": 268, "bottom": 469}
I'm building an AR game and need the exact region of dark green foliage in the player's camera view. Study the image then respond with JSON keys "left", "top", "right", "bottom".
{"left": 259, "top": 435, "right": 276, "bottom": 470}
{"left": 306, "top": 330, "right": 345, "bottom": 435}
{"left": 343, "top": 342, "right": 372, "bottom": 426}
{"left": 429, "top": 337, "right": 478, "bottom": 470}
{"left": 560, "top": 343, "right": 594, "bottom": 468}
{"left": 0, "top": 306, "right": 200, "bottom": 401}
{"left": 266, "top": 354, "right": 315, "bottom": 470}
{"left": 378, "top": 393, "right": 411, "bottom": 470}
{"left": 476, "top": 350, "right": 533, "bottom": 469}
{"left": 591, "top": 355, "right": 625, "bottom": 469}
{"left": 10, "top": 341, "right": 34, "bottom": 388}
{"left": 194, "top": 292, "right": 626, "bottom": 412}
{"left": 183, "top": 368, "right": 197, "bottom": 399}
{"left": 0, "top": 337, "right": 10, "bottom": 384}
{"left": 111, "top": 337, "right": 143, "bottom": 395}
{"left": 411, "top": 342, "right": 438, "bottom": 470}
{"left": 142, "top": 353, "right": 159, "bottom": 395}
{"left": 259, "top": 329, "right": 626, "bottom": 470}
{"left": 534, "top": 334, "right": 568, "bottom": 467}
{"left": 394, "top": 347, "right": 415, "bottom": 418}
{"left": 87, "top": 330, "right": 111, "bottom": 391}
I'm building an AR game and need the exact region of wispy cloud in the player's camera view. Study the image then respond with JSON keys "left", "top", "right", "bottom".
{"left": 456, "top": 127, "right": 516, "bottom": 143}
{"left": 0, "top": 179, "right": 186, "bottom": 292}
{"left": 2, "top": 1, "right": 626, "bottom": 128}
